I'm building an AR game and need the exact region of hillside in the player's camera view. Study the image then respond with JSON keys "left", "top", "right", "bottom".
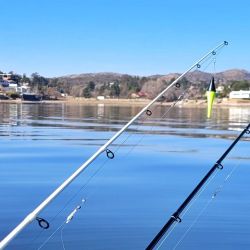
{"left": 1, "top": 69, "right": 250, "bottom": 101}
{"left": 49, "top": 69, "right": 250, "bottom": 100}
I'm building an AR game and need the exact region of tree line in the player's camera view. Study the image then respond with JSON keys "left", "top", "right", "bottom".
{"left": 1, "top": 70, "right": 250, "bottom": 100}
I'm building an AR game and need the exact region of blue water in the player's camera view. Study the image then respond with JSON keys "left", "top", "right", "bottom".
{"left": 0, "top": 103, "right": 249, "bottom": 250}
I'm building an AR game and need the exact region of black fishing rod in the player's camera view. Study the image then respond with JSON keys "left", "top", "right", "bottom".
{"left": 146, "top": 123, "right": 250, "bottom": 250}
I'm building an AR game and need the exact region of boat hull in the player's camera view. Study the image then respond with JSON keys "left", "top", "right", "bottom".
{"left": 22, "top": 94, "right": 42, "bottom": 101}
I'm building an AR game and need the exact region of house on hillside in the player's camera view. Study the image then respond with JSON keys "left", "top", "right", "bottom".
{"left": 229, "top": 90, "right": 250, "bottom": 99}
{"left": 8, "top": 82, "right": 18, "bottom": 92}
{"left": 0, "top": 73, "right": 18, "bottom": 93}
{"left": 17, "top": 84, "right": 30, "bottom": 94}
{"left": 217, "top": 85, "right": 224, "bottom": 93}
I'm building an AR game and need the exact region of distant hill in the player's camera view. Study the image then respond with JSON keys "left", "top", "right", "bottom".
{"left": 55, "top": 69, "right": 250, "bottom": 85}
{"left": 159, "top": 69, "right": 250, "bottom": 83}
{"left": 214, "top": 69, "right": 250, "bottom": 82}
{"left": 48, "top": 69, "right": 250, "bottom": 100}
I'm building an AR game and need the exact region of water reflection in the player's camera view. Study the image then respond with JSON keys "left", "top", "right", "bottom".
{"left": 0, "top": 103, "right": 249, "bottom": 139}
{"left": 0, "top": 102, "right": 249, "bottom": 250}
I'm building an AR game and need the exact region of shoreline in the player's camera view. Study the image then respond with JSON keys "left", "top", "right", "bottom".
{"left": 0, "top": 97, "right": 250, "bottom": 107}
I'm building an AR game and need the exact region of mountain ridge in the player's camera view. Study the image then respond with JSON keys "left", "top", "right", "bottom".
{"left": 49, "top": 69, "right": 250, "bottom": 100}
{"left": 56, "top": 68, "right": 250, "bottom": 82}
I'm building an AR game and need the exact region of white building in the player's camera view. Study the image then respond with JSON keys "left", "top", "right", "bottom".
{"left": 17, "top": 85, "right": 30, "bottom": 94}
{"left": 97, "top": 96, "right": 105, "bottom": 100}
{"left": 229, "top": 90, "right": 250, "bottom": 99}
{"left": 6, "top": 83, "right": 18, "bottom": 92}
{"left": 217, "top": 85, "right": 224, "bottom": 93}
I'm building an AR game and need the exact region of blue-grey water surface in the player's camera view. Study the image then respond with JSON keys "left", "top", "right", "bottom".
{"left": 0, "top": 102, "right": 249, "bottom": 250}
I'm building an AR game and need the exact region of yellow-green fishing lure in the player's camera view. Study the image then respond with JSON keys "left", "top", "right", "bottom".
{"left": 207, "top": 76, "right": 216, "bottom": 118}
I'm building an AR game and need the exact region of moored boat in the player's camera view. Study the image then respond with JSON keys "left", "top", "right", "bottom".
{"left": 22, "top": 93, "right": 42, "bottom": 101}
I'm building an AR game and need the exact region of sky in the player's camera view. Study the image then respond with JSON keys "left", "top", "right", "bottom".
{"left": 0, "top": 0, "right": 249, "bottom": 77}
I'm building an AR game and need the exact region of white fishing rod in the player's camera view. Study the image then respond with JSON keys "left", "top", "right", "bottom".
{"left": 0, "top": 41, "right": 228, "bottom": 249}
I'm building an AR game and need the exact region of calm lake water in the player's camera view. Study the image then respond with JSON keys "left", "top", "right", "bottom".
{"left": 0, "top": 102, "right": 249, "bottom": 250}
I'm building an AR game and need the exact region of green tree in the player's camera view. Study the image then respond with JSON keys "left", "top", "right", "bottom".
{"left": 231, "top": 80, "right": 250, "bottom": 91}
{"left": 83, "top": 87, "right": 91, "bottom": 98}
{"left": 30, "top": 72, "right": 49, "bottom": 93}
{"left": 99, "top": 84, "right": 106, "bottom": 95}
{"left": 13, "top": 75, "right": 22, "bottom": 84}
{"left": 31, "top": 73, "right": 49, "bottom": 86}
{"left": 88, "top": 81, "right": 95, "bottom": 91}
{"left": 110, "top": 83, "right": 120, "bottom": 97}
{"left": 21, "top": 74, "right": 30, "bottom": 83}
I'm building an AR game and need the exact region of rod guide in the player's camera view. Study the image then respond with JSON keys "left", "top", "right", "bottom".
{"left": 215, "top": 162, "right": 223, "bottom": 170}
{"left": 146, "top": 109, "right": 152, "bottom": 116}
{"left": 36, "top": 217, "right": 50, "bottom": 229}
{"left": 106, "top": 149, "right": 114, "bottom": 159}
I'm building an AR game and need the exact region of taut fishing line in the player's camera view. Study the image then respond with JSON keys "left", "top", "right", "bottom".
{"left": 172, "top": 148, "right": 248, "bottom": 250}
{"left": 155, "top": 147, "right": 247, "bottom": 250}
{"left": 156, "top": 169, "right": 221, "bottom": 249}
{"left": 122, "top": 54, "right": 219, "bottom": 158}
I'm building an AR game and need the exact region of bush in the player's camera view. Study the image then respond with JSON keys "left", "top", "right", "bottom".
{"left": 6, "top": 92, "right": 20, "bottom": 99}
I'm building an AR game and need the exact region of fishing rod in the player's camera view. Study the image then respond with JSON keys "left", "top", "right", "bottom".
{"left": 0, "top": 41, "right": 228, "bottom": 249}
{"left": 146, "top": 122, "right": 250, "bottom": 250}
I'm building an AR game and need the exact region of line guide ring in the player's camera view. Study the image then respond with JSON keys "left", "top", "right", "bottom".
{"left": 146, "top": 109, "right": 152, "bottom": 116}
{"left": 171, "top": 214, "right": 182, "bottom": 223}
{"left": 106, "top": 149, "right": 114, "bottom": 159}
{"left": 175, "top": 82, "right": 181, "bottom": 88}
{"left": 36, "top": 217, "right": 50, "bottom": 229}
{"left": 215, "top": 162, "right": 223, "bottom": 170}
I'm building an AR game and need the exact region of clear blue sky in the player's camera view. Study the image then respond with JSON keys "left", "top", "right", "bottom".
{"left": 0, "top": 0, "right": 249, "bottom": 77}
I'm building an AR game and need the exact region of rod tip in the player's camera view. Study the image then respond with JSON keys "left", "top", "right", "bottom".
{"left": 224, "top": 41, "right": 229, "bottom": 45}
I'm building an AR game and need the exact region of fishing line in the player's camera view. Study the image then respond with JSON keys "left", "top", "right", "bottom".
{"left": 120, "top": 69, "right": 204, "bottom": 157}
{"left": 156, "top": 130, "right": 249, "bottom": 250}
{"left": 172, "top": 154, "right": 246, "bottom": 250}
{"left": 213, "top": 57, "right": 217, "bottom": 75}
{"left": 37, "top": 198, "right": 86, "bottom": 250}
{"left": 74, "top": 94, "right": 190, "bottom": 206}
{"left": 29, "top": 117, "right": 156, "bottom": 248}
{"left": 28, "top": 156, "right": 111, "bottom": 249}
{"left": 172, "top": 198, "right": 213, "bottom": 250}
{"left": 156, "top": 222, "right": 179, "bottom": 250}
{"left": 28, "top": 112, "right": 158, "bottom": 248}
{"left": 122, "top": 55, "right": 217, "bottom": 158}
{"left": 195, "top": 45, "right": 223, "bottom": 73}
{"left": 155, "top": 169, "right": 221, "bottom": 250}
{"left": 60, "top": 226, "right": 66, "bottom": 250}
{"left": 50, "top": 94, "right": 191, "bottom": 234}
{"left": 36, "top": 221, "right": 66, "bottom": 250}
{"left": 123, "top": 92, "right": 188, "bottom": 158}
{"left": 60, "top": 80, "right": 195, "bottom": 201}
